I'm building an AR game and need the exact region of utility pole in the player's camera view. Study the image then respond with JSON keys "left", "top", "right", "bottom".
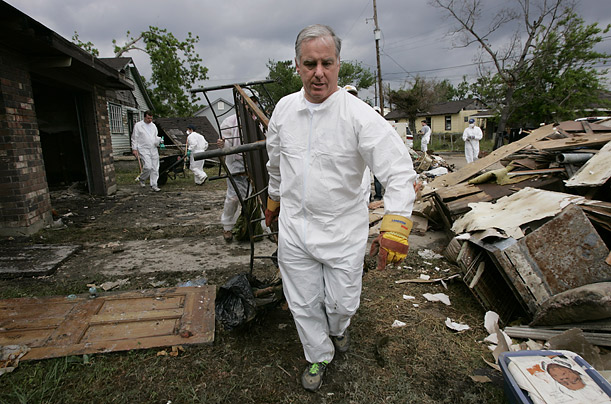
{"left": 373, "top": 0, "right": 384, "bottom": 114}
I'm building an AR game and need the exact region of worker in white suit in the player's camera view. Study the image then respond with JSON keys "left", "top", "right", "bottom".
{"left": 186, "top": 124, "right": 208, "bottom": 185}
{"left": 462, "top": 118, "right": 483, "bottom": 163}
{"left": 131, "top": 110, "right": 162, "bottom": 192}
{"left": 217, "top": 114, "right": 250, "bottom": 242}
{"left": 264, "top": 24, "right": 417, "bottom": 392}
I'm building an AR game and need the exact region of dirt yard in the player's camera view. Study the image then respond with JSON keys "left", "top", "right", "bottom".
{"left": 0, "top": 158, "right": 507, "bottom": 404}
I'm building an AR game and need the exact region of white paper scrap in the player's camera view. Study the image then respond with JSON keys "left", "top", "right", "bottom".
{"left": 484, "top": 311, "right": 500, "bottom": 335}
{"left": 403, "top": 295, "right": 416, "bottom": 300}
{"left": 445, "top": 317, "right": 470, "bottom": 332}
{"left": 423, "top": 292, "right": 451, "bottom": 306}
{"left": 392, "top": 320, "right": 407, "bottom": 328}
{"left": 418, "top": 249, "right": 444, "bottom": 260}
{"left": 419, "top": 274, "right": 431, "bottom": 280}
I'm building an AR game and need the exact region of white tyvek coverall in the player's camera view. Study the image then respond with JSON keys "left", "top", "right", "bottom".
{"left": 462, "top": 124, "right": 483, "bottom": 163}
{"left": 220, "top": 115, "right": 250, "bottom": 231}
{"left": 266, "top": 88, "right": 417, "bottom": 363}
{"left": 420, "top": 125, "right": 431, "bottom": 154}
{"left": 187, "top": 131, "right": 209, "bottom": 184}
{"left": 132, "top": 120, "right": 161, "bottom": 187}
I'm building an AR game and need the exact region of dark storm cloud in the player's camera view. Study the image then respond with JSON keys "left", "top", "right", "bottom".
{"left": 6, "top": 0, "right": 609, "bottom": 103}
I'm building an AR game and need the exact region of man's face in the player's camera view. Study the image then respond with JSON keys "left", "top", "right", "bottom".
{"left": 548, "top": 366, "right": 585, "bottom": 391}
{"left": 296, "top": 36, "right": 340, "bottom": 104}
{"left": 144, "top": 114, "right": 153, "bottom": 124}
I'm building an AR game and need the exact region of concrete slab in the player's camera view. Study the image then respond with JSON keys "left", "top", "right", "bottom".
{"left": 0, "top": 245, "right": 81, "bottom": 278}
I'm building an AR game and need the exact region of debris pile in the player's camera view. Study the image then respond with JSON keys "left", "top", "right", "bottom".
{"left": 417, "top": 120, "right": 610, "bottom": 343}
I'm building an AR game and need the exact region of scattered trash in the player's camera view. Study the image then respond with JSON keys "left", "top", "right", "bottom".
{"left": 392, "top": 320, "right": 407, "bottom": 328}
{"left": 177, "top": 277, "right": 208, "bottom": 287}
{"left": 66, "top": 294, "right": 77, "bottom": 300}
{"left": 156, "top": 345, "right": 184, "bottom": 357}
{"left": 149, "top": 280, "right": 168, "bottom": 288}
{"left": 418, "top": 249, "right": 444, "bottom": 260}
{"left": 419, "top": 274, "right": 431, "bottom": 280}
{"left": 0, "top": 345, "right": 30, "bottom": 377}
{"left": 445, "top": 317, "right": 470, "bottom": 332}
{"left": 100, "top": 278, "right": 130, "bottom": 291}
{"left": 470, "top": 375, "right": 491, "bottom": 383}
{"left": 88, "top": 286, "right": 97, "bottom": 298}
{"left": 423, "top": 293, "right": 451, "bottom": 306}
{"left": 395, "top": 274, "right": 460, "bottom": 285}
{"left": 215, "top": 273, "right": 257, "bottom": 330}
{"left": 403, "top": 295, "right": 415, "bottom": 300}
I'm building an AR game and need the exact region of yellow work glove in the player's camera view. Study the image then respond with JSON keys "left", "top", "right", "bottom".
{"left": 369, "top": 214, "right": 412, "bottom": 270}
{"left": 264, "top": 197, "right": 280, "bottom": 227}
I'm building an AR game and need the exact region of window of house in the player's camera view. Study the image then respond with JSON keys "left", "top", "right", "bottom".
{"left": 108, "top": 103, "right": 123, "bottom": 134}
{"left": 217, "top": 101, "right": 225, "bottom": 110}
{"left": 445, "top": 115, "right": 452, "bottom": 131}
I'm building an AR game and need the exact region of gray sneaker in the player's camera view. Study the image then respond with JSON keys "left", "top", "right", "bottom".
{"left": 332, "top": 330, "right": 350, "bottom": 353}
{"left": 139, "top": 179, "right": 146, "bottom": 187}
{"left": 151, "top": 186, "right": 161, "bottom": 192}
{"left": 301, "top": 361, "right": 329, "bottom": 392}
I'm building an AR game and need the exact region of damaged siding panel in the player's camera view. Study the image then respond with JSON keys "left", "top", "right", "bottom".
{"left": 565, "top": 140, "right": 611, "bottom": 187}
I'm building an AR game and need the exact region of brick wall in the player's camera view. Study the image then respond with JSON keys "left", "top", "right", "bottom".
{"left": 94, "top": 86, "right": 117, "bottom": 195}
{"left": 0, "top": 50, "right": 52, "bottom": 236}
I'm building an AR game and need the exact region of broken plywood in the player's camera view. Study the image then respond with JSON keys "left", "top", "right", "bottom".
{"left": 422, "top": 123, "right": 558, "bottom": 195}
{"left": 0, "top": 244, "right": 80, "bottom": 278}
{"left": 451, "top": 187, "right": 587, "bottom": 239}
{"left": 0, "top": 286, "right": 215, "bottom": 361}
{"left": 565, "top": 140, "right": 611, "bottom": 187}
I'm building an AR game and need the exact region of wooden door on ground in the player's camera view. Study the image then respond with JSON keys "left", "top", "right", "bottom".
{"left": 0, "top": 286, "right": 215, "bottom": 361}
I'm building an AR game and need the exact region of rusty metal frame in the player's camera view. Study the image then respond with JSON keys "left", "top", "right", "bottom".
{"left": 191, "top": 80, "right": 277, "bottom": 274}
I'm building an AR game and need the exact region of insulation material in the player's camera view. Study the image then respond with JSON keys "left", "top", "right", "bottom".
{"left": 451, "top": 188, "right": 586, "bottom": 239}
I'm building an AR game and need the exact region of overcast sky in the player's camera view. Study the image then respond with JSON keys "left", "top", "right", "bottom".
{"left": 6, "top": 0, "right": 611, "bottom": 106}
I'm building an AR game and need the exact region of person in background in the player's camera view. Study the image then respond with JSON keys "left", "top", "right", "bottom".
{"left": 217, "top": 112, "right": 249, "bottom": 242}
{"left": 264, "top": 24, "right": 417, "bottom": 392}
{"left": 462, "top": 118, "right": 483, "bottom": 163}
{"left": 418, "top": 120, "right": 431, "bottom": 154}
{"left": 185, "top": 124, "right": 208, "bottom": 185}
{"left": 132, "top": 110, "right": 162, "bottom": 192}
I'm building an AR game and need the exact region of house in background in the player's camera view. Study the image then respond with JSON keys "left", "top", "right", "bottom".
{"left": 194, "top": 97, "right": 235, "bottom": 134}
{"left": 154, "top": 116, "right": 219, "bottom": 154}
{"left": 0, "top": 2, "right": 133, "bottom": 236}
{"left": 386, "top": 98, "right": 490, "bottom": 137}
{"left": 99, "top": 57, "right": 154, "bottom": 157}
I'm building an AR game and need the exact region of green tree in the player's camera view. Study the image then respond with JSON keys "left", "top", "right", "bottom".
{"left": 257, "top": 59, "right": 375, "bottom": 113}
{"left": 510, "top": 12, "right": 610, "bottom": 126}
{"left": 432, "top": 0, "right": 579, "bottom": 139}
{"left": 72, "top": 31, "right": 99, "bottom": 57}
{"left": 113, "top": 27, "right": 208, "bottom": 117}
{"left": 387, "top": 76, "right": 459, "bottom": 122}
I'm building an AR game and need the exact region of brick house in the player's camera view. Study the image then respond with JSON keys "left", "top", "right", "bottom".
{"left": 0, "top": 2, "right": 133, "bottom": 236}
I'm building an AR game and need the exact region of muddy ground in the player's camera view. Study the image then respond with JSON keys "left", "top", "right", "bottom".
{"left": 0, "top": 157, "right": 508, "bottom": 404}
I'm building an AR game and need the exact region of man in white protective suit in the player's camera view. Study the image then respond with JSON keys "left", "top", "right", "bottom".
{"left": 419, "top": 120, "right": 431, "bottom": 154}
{"left": 132, "top": 110, "right": 162, "bottom": 192}
{"left": 264, "top": 24, "right": 417, "bottom": 392}
{"left": 217, "top": 114, "right": 250, "bottom": 242}
{"left": 186, "top": 124, "right": 208, "bottom": 185}
{"left": 462, "top": 118, "right": 483, "bottom": 163}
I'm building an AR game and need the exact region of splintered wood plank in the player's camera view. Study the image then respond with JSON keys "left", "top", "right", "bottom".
{"left": 423, "top": 124, "right": 557, "bottom": 195}
{"left": 0, "top": 287, "right": 215, "bottom": 361}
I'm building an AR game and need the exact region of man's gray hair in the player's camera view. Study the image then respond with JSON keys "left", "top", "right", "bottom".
{"left": 295, "top": 24, "right": 341, "bottom": 63}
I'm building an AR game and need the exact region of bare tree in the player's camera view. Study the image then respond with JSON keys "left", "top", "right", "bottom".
{"left": 431, "top": 0, "right": 574, "bottom": 139}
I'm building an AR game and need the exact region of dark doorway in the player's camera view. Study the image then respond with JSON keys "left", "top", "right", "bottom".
{"left": 32, "top": 81, "right": 89, "bottom": 190}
